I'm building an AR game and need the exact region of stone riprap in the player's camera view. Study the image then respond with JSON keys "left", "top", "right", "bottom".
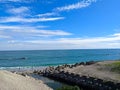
{"left": 33, "top": 61, "right": 120, "bottom": 90}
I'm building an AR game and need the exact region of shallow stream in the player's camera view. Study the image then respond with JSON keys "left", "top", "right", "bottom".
{"left": 30, "top": 74, "right": 69, "bottom": 90}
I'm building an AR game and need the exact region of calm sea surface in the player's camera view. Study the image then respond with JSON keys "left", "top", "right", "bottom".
{"left": 0, "top": 49, "right": 120, "bottom": 68}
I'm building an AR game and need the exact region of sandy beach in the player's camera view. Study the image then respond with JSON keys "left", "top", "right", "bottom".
{"left": 0, "top": 70, "right": 52, "bottom": 90}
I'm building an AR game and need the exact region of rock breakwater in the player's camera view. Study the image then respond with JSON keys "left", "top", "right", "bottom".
{"left": 33, "top": 61, "right": 120, "bottom": 90}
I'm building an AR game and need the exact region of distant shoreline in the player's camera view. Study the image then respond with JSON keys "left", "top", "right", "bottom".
{"left": 1, "top": 59, "right": 120, "bottom": 72}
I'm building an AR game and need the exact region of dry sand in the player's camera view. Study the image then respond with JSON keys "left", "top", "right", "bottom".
{"left": 64, "top": 60, "right": 120, "bottom": 83}
{"left": 0, "top": 70, "right": 52, "bottom": 90}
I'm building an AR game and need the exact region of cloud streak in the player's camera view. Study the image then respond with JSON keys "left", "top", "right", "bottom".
{"left": 1, "top": 0, "right": 96, "bottom": 24}
{"left": 7, "top": 6, "right": 29, "bottom": 15}
{"left": 55, "top": 0, "right": 96, "bottom": 11}
{"left": 37, "top": 12, "right": 57, "bottom": 17}
{"left": 0, "top": 0, "right": 32, "bottom": 3}
{"left": 1, "top": 32, "right": 120, "bottom": 50}
{"left": 0, "top": 16, "right": 64, "bottom": 23}
{"left": 0, "top": 35, "right": 11, "bottom": 39}
{"left": 0, "top": 25, "right": 72, "bottom": 40}
{"left": 12, "top": 29, "right": 72, "bottom": 36}
{"left": 25, "top": 33, "right": 120, "bottom": 44}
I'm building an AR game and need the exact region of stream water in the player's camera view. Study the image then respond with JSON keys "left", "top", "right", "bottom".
{"left": 30, "top": 74, "right": 69, "bottom": 90}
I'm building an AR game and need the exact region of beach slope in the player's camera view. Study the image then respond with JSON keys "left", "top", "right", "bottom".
{"left": 0, "top": 70, "right": 52, "bottom": 90}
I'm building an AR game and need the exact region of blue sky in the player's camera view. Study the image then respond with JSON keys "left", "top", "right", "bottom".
{"left": 0, "top": 0, "right": 120, "bottom": 50}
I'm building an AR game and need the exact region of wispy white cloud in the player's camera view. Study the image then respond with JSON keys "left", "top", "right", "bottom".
{"left": 0, "top": 29, "right": 11, "bottom": 39}
{"left": 0, "top": 0, "right": 54, "bottom": 4}
{"left": 37, "top": 12, "right": 57, "bottom": 17}
{"left": 1, "top": 0, "right": 96, "bottom": 24}
{"left": 112, "top": 33, "right": 120, "bottom": 37}
{"left": 0, "top": 0, "right": 30, "bottom": 3}
{"left": 0, "top": 16, "right": 64, "bottom": 23}
{"left": 0, "top": 25, "right": 46, "bottom": 31}
{"left": 7, "top": 6, "right": 29, "bottom": 15}
{"left": 2, "top": 5, "right": 64, "bottom": 23}
{"left": 25, "top": 33, "right": 120, "bottom": 44}
{"left": 13, "top": 29, "right": 72, "bottom": 36}
{"left": 0, "top": 32, "right": 120, "bottom": 50}
{"left": 11, "top": 29, "right": 72, "bottom": 37}
{"left": 55, "top": 0, "right": 96, "bottom": 11}
{"left": 0, "top": 35, "right": 11, "bottom": 39}
{"left": 8, "top": 0, "right": 21, "bottom": 2}
{"left": 0, "top": 24, "right": 72, "bottom": 39}
{"left": 1, "top": 0, "right": 118, "bottom": 50}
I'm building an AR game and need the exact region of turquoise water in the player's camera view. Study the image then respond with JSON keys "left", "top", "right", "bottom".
{"left": 0, "top": 49, "right": 120, "bottom": 68}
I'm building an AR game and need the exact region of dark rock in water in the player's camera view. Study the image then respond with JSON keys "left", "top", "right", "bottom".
{"left": 19, "top": 57, "right": 27, "bottom": 60}
{"left": 0, "top": 57, "right": 28, "bottom": 60}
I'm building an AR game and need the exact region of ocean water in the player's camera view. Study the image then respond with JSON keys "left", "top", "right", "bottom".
{"left": 0, "top": 49, "right": 120, "bottom": 68}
